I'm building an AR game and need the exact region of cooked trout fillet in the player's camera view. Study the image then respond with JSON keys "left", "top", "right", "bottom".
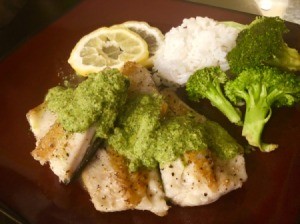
{"left": 123, "top": 61, "right": 159, "bottom": 96}
{"left": 160, "top": 151, "right": 247, "bottom": 206}
{"left": 27, "top": 103, "right": 57, "bottom": 141}
{"left": 81, "top": 62, "right": 169, "bottom": 216}
{"left": 81, "top": 148, "right": 168, "bottom": 216}
{"left": 27, "top": 104, "right": 95, "bottom": 183}
{"left": 28, "top": 61, "right": 246, "bottom": 213}
{"left": 159, "top": 88, "right": 247, "bottom": 206}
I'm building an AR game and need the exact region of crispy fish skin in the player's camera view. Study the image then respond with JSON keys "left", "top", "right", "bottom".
{"left": 159, "top": 88, "right": 247, "bottom": 206}
{"left": 81, "top": 62, "right": 169, "bottom": 216}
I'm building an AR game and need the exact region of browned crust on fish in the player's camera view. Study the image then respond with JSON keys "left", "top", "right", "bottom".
{"left": 184, "top": 150, "right": 218, "bottom": 192}
{"left": 122, "top": 62, "right": 158, "bottom": 95}
{"left": 107, "top": 148, "right": 149, "bottom": 207}
{"left": 31, "top": 122, "right": 68, "bottom": 165}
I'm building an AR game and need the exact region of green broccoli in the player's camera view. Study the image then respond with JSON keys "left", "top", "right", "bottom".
{"left": 186, "top": 66, "right": 243, "bottom": 126}
{"left": 227, "top": 16, "right": 300, "bottom": 74}
{"left": 225, "top": 66, "right": 300, "bottom": 152}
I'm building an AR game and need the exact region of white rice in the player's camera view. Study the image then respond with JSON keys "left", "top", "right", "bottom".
{"left": 153, "top": 17, "right": 239, "bottom": 86}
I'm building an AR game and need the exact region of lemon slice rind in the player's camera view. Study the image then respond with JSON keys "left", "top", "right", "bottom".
{"left": 68, "top": 26, "right": 149, "bottom": 76}
{"left": 112, "top": 21, "right": 164, "bottom": 67}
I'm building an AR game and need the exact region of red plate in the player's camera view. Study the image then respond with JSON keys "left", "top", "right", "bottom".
{"left": 0, "top": 0, "right": 299, "bottom": 223}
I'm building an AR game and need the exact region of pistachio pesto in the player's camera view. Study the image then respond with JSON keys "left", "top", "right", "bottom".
{"left": 153, "top": 116, "right": 207, "bottom": 166}
{"left": 201, "top": 120, "right": 243, "bottom": 159}
{"left": 45, "top": 68, "right": 241, "bottom": 171}
{"left": 108, "top": 94, "right": 208, "bottom": 171}
{"left": 45, "top": 69, "right": 129, "bottom": 138}
{"left": 108, "top": 94, "right": 163, "bottom": 171}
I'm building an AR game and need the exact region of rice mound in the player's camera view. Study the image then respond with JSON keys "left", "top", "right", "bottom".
{"left": 153, "top": 17, "right": 239, "bottom": 85}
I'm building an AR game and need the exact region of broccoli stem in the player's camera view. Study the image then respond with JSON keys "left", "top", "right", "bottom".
{"left": 241, "top": 89, "right": 278, "bottom": 152}
{"left": 206, "top": 85, "right": 243, "bottom": 126}
{"left": 221, "top": 21, "right": 246, "bottom": 31}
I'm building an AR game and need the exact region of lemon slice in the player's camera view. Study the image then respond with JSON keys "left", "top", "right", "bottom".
{"left": 113, "top": 21, "right": 164, "bottom": 67}
{"left": 68, "top": 27, "right": 149, "bottom": 76}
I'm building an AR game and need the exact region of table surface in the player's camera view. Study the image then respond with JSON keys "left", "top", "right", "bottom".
{"left": 1, "top": 0, "right": 299, "bottom": 61}
{"left": 0, "top": 1, "right": 299, "bottom": 224}
{"left": 0, "top": 0, "right": 82, "bottom": 61}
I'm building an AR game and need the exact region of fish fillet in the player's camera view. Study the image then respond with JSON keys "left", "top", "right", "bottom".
{"left": 27, "top": 62, "right": 247, "bottom": 214}
{"left": 26, "top": 103, "right": 57, "bottom": 141}
{"left": 81, "top": 62, "right": 169, "bottom": 215}
{"left": 27, "top": 104, "right": 95, "bottom": 183}
{"left": 81, "top": 148, "right": 168, "bottom": 216}
{"left": 160, "top": 151, "right": 247, "bottom": 206}
{"left": 159, "top": 88, "right": 247, "bottom": 206}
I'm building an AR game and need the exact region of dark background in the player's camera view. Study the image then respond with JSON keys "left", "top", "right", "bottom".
{"left": 0, "top": 0, "right": 82, "bottom": 61}
{"left": 0, "top": 0, "right": 299, "bottom": 223}
{"left": 0, "top": 1, "right": 81, "bottom": 222}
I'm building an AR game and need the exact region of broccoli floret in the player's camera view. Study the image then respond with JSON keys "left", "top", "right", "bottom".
{"left": 227, "top": 16, "right": 300, "bottom": 74}
{"left": 186, "top": 66, "right": 243, "bottom": 126}
{"left": 225, "top": 66, "right": 300, "bottom": 152}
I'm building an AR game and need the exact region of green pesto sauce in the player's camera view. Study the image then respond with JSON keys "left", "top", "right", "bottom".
{"left": 201, "top": 120, "right": 243, "bottom": 159}
{"left": 46, "top": 68, "right": 241, "bottom": 170}
{"left": 108, "top": 94, "right": 163, "bottom": 171}
{"left": 45, "top": 69, "right": 129, "bottom": 138}
{"left": 108, "top": 94, "right": 208, "bottom": 171}
{"left": 153, "top": 116, "right": 207, "bottom": 165}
